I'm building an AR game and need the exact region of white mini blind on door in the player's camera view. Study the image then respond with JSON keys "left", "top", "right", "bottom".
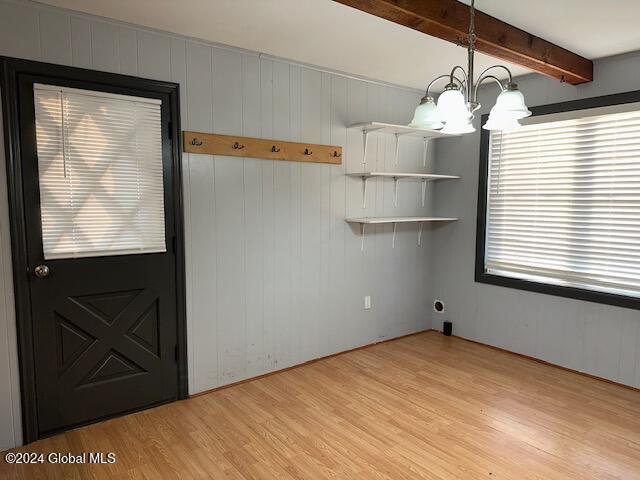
{"left": 34, "top": 84, "right": 166, "bottom": 259}
{"left": 485, "top": 106, "right": 640, "bottom": 297}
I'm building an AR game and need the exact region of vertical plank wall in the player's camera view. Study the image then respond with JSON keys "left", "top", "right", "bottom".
{"left": 0, "top": 0, "right": 441, "bottom": 448}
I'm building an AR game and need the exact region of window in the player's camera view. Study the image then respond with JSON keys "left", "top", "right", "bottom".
{"left": 34, "top": 84, "right": 166, "bottom": 259}
{"left": 476, "top": 92, "right": 640, "bottom": 308}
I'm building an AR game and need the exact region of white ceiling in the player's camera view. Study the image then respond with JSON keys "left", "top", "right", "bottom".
{"left": 36, "top": 0, "right": 640, "bottom": 91}
{"left": 460, "top": 0, "right": 640, "bottom": 60}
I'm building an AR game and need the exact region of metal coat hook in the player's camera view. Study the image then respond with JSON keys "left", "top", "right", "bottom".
{"left": 232, "top": 142, "right": 245, "bottom": 150}
{"left": 331, "top": 151, "right": 342, "bottom": 158}
{"left": 271, "top": 145, "right": 281, "bottom": 153}
{"left": 191, "top": 138, "right": 203, "bottom": 146}
{"left": 304, "top": 148, "right": 313, "bottom": 155}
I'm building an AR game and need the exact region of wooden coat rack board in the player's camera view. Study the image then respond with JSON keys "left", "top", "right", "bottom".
{"left": 183, "top": 131, "right": 342, "bottom": 165}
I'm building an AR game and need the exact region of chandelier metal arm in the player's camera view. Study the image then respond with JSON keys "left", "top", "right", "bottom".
{"left": 449, "top": 66, "right": 468, "bottom": 87}
{"left": 476, "top": 65, "right": 514, "bottom": 86}
{"left": 473, "top": 74, "right": 505, "bottom": 105}
{"left": 425, "top": 74, "right": 466, "bottom": 98}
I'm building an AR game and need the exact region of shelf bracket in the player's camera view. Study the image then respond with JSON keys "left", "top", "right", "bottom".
{"left": 393, "top": 133, "right": 411, "bottom": 166}
{"left": 421, "top": 179, "right": 427, "bottom": 207}
{"left": 392, "top": 222, "right": 397, "bottom": 249}
{"left": 361, "top": 177, "right": 369, "bottom": 209}
{"left": 362, "top": 129, "right": 370, "bottom": 166}
{"left": 422, "top": 138, "right": 429, "bottom": 168}
{"left": 360, "top": 223, "right": 366, "bottom": 252}
{"left": 393, "top": 177, "right": 399, "bottom": 208}
{"left": 418, "top": 222, "right": 423, "bottom": 246}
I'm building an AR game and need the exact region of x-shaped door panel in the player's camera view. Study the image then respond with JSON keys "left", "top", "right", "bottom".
{"left": 55, "top": 286, "right": 163, "bottom": 391}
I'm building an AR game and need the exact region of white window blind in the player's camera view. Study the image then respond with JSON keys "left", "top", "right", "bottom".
{"left": 485, "top": 105, "right": 640, "bottom": 298}
{"left": 34, "top": 84, "right": 166, "bottom": 260}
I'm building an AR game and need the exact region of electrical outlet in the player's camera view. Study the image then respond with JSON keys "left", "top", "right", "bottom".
{"left": 364, "top": 296, "right": 372, "bottom": 310}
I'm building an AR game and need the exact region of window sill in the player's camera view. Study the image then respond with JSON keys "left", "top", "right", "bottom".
{"left": 474, "top": 270, "right": 640, "bottom": 311}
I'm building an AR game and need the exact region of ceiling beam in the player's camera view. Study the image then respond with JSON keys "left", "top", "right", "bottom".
{"left": 333, "top": 0, "right": 593, "bottom": 85}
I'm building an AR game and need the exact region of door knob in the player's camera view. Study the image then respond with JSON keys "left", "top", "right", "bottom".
{"left": 34, "top": 265, "right": 50, "bottom": 278}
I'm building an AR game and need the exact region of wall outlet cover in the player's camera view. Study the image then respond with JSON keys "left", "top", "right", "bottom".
{"left": 364, "top": 296, "right": 371, "bottom": 310}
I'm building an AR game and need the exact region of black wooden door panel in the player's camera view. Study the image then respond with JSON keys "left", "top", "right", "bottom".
{"left": 11, "top": 69, "right": 182, "bottom": 437}
{"left": 31, "top": 251, "right": 178, "bottom": 435}
{"left": 1, "top": 57, "right": 186, "bottom": 443}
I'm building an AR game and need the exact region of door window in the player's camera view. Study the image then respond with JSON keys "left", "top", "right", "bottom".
{"left": 33, "top": 84, "right": 166, "bottom": 259}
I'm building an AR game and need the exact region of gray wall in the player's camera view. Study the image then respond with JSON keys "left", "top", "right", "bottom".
{"left": 0, "top": 0, "right": 440, "bottom": 449}
{"left": 432, "top": 51, "right": 640, "bottom": 388}
{"left": 3, "top": 0, "right": 637, "bottom": 453}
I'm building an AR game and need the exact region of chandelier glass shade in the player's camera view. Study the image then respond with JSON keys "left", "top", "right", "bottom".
{"left": 436, "top": 86, "right": 475, "bottom": 134}
{"left": 408, "top": 96, "right": 443, "bottom": 130}
{"left": 436, "top": 87, "right": 469, "bottom": 124}
{"left": 409, "top": 0, "right": 531, "bottom": 134}
{"left": 482, "top": 111, "right": 522, "bottom": 132}
{"left": 482, "top": 87, "right": 532, "bottom": 131}
{"left": 441, "top": 117, "right": 476, "bottom": 135}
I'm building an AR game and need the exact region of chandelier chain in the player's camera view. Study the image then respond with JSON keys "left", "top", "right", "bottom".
{"left": 469, "top": 0, "right": 476, "bottom": 51}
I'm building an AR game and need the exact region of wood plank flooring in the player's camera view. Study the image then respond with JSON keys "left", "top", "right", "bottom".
{"left": 2, "top": 331, "right": 640, "bottom": 479}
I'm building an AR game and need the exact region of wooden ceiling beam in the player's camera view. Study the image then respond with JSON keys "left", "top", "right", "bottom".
{"left": 333, "top": 0, "right": 593, "bottom": 85}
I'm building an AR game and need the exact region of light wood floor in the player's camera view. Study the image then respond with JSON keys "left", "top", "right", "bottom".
{"left": 2, "top": 331, "right": 640, "bottom": 479}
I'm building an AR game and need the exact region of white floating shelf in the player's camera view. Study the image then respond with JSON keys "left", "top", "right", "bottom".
{"left": 346, "top": 216, "right": 458, "bottom": 224}
{"left": 349, "top": 122, "right": 458, "bottom": 139}
{"left": 348, "top": 172, "right": 460, "bottom": 208}
{"left": 347, "top": 172, "right": 460, "bottom": 180}
{"left": 349, "top": 122, "right": 457, "bottom": 167}
{"left": 347, "top": 216, "right": 458, "bottom": 250}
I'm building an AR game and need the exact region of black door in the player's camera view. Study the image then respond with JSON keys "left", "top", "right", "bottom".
{"left": 1, "top": 58, "right": 186, "bottom": 440}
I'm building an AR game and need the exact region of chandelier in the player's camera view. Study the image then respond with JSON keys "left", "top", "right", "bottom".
{"left": 409, "top": 0, "right": 531, "bottom": 134}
